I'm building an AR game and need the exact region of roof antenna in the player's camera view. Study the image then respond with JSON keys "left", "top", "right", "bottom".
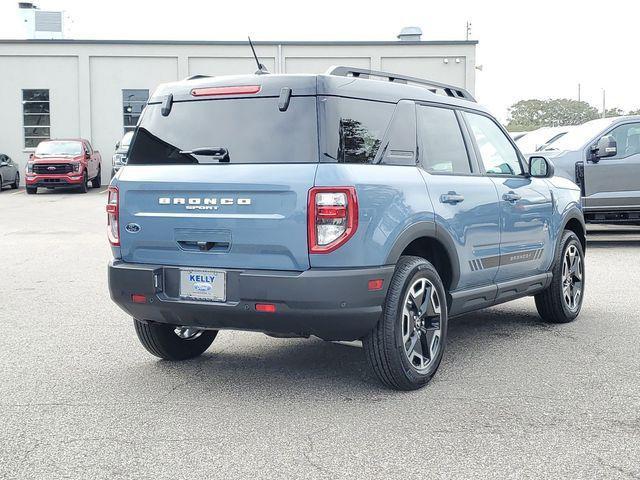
{"left": 248, "top": 36, "right": 269, "bottom": 75}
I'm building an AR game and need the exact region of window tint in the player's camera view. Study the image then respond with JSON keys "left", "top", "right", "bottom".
{"left": 606, "top": 123, "right": 640, "bottom": 159}
{"left": 417, "top": 105, "right": 471, "bottom": 174}
{"left": 464, "top": 112, "right": 523, "bottom": 175}
{"left": 123, "top": 89, "right": 149, "bottom": 133}
{"left": 321, "top": 97, "right": 394, "bottom": 163}
{"left": 128, "top": 96, "right": 318, "bottom": 165}
{"left": 22, "top": 89, "right": 50, "bottom": 149}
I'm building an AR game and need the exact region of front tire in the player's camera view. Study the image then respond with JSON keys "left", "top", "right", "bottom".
{"left": 26, "top": 186, "right": 37, "bottom": 195}
{"left": 535, "top": 230, "right": 585, "bottom": 323}
{"left": 91, "top": 166, "right": 101, "bottom": 188}
{"left": 134, "top": 319, "right": 217, "bottom": 360}
{"left": 11, "top": 173, "right": 19, "bottom": 189}
{"left": 363, "top": 256, "right": 448, "bottom": 391}
{"left": 78, "top": 172, "right": 88, "bottom": 193}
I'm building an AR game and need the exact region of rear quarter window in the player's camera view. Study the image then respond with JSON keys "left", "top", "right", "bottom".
{"left": 320, "top": 97, "right": 395, "bottom": 164}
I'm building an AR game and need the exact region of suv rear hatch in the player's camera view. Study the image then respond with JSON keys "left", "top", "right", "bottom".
{"left": 116, "top": 75, "right": 319, "bottom": 271}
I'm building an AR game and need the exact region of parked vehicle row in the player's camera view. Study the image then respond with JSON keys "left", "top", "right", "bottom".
{"left": 106, "top": 67, "right": 586, "bottom": 391}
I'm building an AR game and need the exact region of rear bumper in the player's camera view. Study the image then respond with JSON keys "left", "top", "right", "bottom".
{"left": 108, "top": 260, "right": 394, "bottom": 341}
{"left": 26, "top": 174, "right": 84, "bottom": 187}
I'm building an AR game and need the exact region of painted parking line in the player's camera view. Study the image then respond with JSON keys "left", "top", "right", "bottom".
{"left": 100, "top": 188, "right": 109, "bottom": 194}
{"left": 10, "top": 189, "right": 25, "bottom": 195}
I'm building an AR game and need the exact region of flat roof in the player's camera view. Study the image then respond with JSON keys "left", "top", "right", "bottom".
{"left": 0, "top": 38, "right": 478, "bottom": 46}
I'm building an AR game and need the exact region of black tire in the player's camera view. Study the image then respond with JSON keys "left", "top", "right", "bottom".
{"left": 78, "top": 172, "right": 88, "bottom": 193}
{"left": 363, "top": 255, "right": 448, "bottom": 391}
{"left": 134, "top": 319, "right": 217, "bottom": 360}
{"left": 26, "top": 186, "right": 37, "bottom": 195}
{"left": 11, "top": 173, "right": 19, "bottom": 189}
{"left": 535, "top": 230, "right": 585, "bottom": 323}
{"left": 91, "top": 166, "right": 101, "bottom": 188}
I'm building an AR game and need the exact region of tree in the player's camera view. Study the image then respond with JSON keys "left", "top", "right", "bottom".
{"left": 604, "top": 107, "right": 625, "bottom": 118}
{"left": 628, "top": 108, "right": 640, "bottom": 116}
{"left": 506, "top": 98, "right": 600, "bottom": 131}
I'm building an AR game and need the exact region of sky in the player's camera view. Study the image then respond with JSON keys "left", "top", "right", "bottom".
{"left": 1, "top": 0, "right": 638, "bottom": 122}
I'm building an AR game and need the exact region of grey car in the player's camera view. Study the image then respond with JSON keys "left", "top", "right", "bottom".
{"left": 539, "top": 116, "right": 640, "bottom": 224}
{"left": 0, "top": 153, "right": 20, "bottom": 190}
{"left": 111, "top": 131, "right": 134, "bottom": 178}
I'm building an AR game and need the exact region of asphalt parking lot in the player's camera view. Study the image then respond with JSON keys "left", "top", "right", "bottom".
{"left": 1, "top": 187, "right": 639, "bottom": 479}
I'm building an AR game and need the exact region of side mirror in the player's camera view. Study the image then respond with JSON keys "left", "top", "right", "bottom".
{"left": 592, "top": 135, "right": 617, "bottom": 161}
{"left": 0, "top": 162, "right": 7, "bottom": 167}
{"left": 29, "top": 153, "right": 34, "bottom": 160}
{"left": 84, "top": 152, "right": 91, "bottom": 160}
{"left": 115, "top": 142, "right": 120, "bottom": 150}
{"left": 529, "top": 156, "right": 554, "bottom": 178}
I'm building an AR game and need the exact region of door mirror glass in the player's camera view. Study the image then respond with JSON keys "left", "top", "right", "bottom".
{"left": 0, "top": 161, "right": 7, "bottom": 167}
{"left": 594, "top": 135, "right": 617, "bottom": 159}
{"left": 529, "top": 156, "right": 554, "bottom": 178}
{"left": 85, "top": 151, "right": 91, "bottom": 160}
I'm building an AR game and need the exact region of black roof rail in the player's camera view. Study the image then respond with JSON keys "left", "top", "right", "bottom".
{"left": 184, "top": 74, "right": 212, "bottom": 81}
{"left": 325, "top": 66, "right": 475, "bottom": 102}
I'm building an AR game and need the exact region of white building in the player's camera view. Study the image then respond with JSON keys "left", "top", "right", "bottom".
{"left": 0, "top": 36, "right": 477, "bottom": 184}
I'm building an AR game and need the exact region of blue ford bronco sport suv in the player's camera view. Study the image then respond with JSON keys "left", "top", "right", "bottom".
{"left": 107, "top": 67, "right": 586, "bottom": 390}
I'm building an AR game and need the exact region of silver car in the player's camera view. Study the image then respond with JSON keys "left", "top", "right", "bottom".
{"left": 539, "top": 116, "right": 640, "bottom": 224}
{"left": 0, "top": 153, "right": 20, "bottom": 190}
{"left": 111, "top": 131, "right": 134, "bottom": 178}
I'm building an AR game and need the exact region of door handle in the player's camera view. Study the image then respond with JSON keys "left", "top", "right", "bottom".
{"left": 502, "top": 191, "right": 521, "bottom": 203}
{"left": 440, "top": 192, "right": 465, "bottom": 204}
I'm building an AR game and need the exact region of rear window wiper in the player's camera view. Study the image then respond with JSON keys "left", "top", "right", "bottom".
{"left": 179, "top": 147, "right": 230, "bottom": 162}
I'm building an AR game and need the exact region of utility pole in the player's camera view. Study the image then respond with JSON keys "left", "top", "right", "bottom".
{"left": 466, "top": 21, "right": 472, "bottom": 41}
{"left": 577, "top": 83, "right": 581, "bottom": 102}
{"left": 602, "top": 89, "right": 606, "bottom": 118}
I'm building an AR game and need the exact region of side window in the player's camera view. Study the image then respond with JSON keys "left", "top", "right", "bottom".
{"left": 464, "top": 112, "right": 523, "bottom": 175}
{"left": 23, "top": 89, "right": 50, "bottom": 149}
{"left": 606, "top": 123, "right": 640, "bottom": 159}
{"left": 321, "top": 97, "right": 394, "bottom": 164}
{"left": 417, "top": 105, "right": 471, "bottom": 174}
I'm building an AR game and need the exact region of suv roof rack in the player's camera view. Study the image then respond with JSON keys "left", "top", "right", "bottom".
{"left": 184, "top": 74, "right": 212, "bottom": 81}
{"left": 326, "top": 66, "right": 476, "bottom": 102}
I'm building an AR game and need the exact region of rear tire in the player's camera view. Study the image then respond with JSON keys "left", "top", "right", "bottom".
{"left": 26, "top": 186, "right": 37, "bottom": 195}
{"left": 11, "top": 173, "right": 19, "bottom": 189}
{"left": 363, "top": 255, "right": 448, "bottom": 390}
{"left": 78, "top": 172, "right": 88, "bottom": 193}
{"left": 91, "top": 167, "right": 101, "bottom": 188}
{"left": 535, "top": 230, "right": 585, "bottom": 323}
{"left": 134, "top": 319, "right": 217, "bottom": 360}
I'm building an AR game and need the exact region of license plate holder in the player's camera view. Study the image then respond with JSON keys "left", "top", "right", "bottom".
{"left": 179, "top": 269, "right": 226, "bottom": 302}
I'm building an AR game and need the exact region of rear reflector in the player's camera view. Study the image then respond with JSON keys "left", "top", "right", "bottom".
{"left": 131, "top": 294, "right": 147, "bottom": 304}
{"left": 368, "top": 279, "right": 384, "bottom": 291}
{"left": 191, "top": 85, "right": 261, "bottom": 97}
{"left": 255, "top": 303, "right": 276, "bottom": 313}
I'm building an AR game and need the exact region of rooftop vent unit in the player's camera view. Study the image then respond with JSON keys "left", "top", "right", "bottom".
{"left": 397, "top": 27, "right": 422, "bottom": 42}
{"left": 18, "top": 2, "right": 64, "bottom": 39}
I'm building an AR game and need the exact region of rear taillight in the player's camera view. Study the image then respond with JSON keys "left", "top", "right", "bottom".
{"left": 106, "top": 186, "right": 119, "bottom": 246}
{"left": 308, "top": 187, "right": 358, "bottom": 254}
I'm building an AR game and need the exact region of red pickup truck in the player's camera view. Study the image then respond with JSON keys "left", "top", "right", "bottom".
{"left": 25, "top": 138, "right": 102, "bottom": 194}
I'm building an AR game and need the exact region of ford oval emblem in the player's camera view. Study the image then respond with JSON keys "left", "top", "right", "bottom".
{"left": 193, "top": 283, "right": 212, "bottom": 292}
{"left": 125, "top": 223, "right": 141, "bottom": 233}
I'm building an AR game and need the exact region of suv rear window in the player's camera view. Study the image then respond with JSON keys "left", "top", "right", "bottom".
{"left": 127, "top": 96, "right": 318, "bottom": 165}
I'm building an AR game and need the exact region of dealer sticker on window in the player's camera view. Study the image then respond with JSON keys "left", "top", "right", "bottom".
{"left": 179, "top": 269, "right": 226, "bottom": 302}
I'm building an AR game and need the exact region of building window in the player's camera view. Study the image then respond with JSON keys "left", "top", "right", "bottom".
{"left": 23, "top": 89, "right": 50, "bottom": 149}
{"left": 123, "top": 89, "right": 149, "bottom": 133}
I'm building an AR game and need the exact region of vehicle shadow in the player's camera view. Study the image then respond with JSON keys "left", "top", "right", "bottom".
{"left": 135, "top": 306, "right": 549, "bottom": 399}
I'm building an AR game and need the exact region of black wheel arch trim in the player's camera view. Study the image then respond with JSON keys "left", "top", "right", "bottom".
{"left": 560, "top": 209, "right": 587, "bottom": 251}
{"left": 384, "top": 220, "right": 461, "bottom": 290}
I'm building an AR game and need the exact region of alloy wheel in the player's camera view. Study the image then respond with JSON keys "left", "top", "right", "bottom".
{"left": 401, "top": 277, "right": 442, "bottom": 371}
{"left": 562, "top": 244, "right": 583, "bottom": 311}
